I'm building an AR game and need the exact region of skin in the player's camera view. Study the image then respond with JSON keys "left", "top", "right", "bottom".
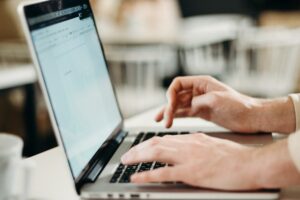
{"left": 121, "top": 76, "right": 300, "bottom": 190}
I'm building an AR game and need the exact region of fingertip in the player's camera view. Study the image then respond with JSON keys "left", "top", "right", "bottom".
{"left": 155, "top": 108, "right": 165, "bottom": 122}
{"left": 120, "top": 154, "right": 128, "bottom": 164}
{"left": 130, "top": 174, "right": 143, "bottom": 183}
{"left": 165, "top": 108, "right": 174, "bottom": 128}
{"left": 154, "top": 114, "right": 163, "bottom": 122}
{"left": 130, "top": 174, "right": 138, "bottom": 182}
{"left": 165, "top": 120, "right": 173, "bottom": 129}
{"left": 121, "top": 151, "right": 134, "bottom": 164}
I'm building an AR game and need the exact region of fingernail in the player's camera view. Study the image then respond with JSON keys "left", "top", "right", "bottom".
{"left": 166, "top": 119, "right": 171, "bottom": 128}
{"left": 130, "top": 174, "right": 138, "bottom": 182}
{"left": 121, "top": 153, "right": 129, "bottom": 163}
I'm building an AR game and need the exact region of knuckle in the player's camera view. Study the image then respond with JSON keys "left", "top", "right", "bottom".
{"left": 195, "top": 133, "right": 207, "bottom": 141}
{"left": 170, "top": 76, "right": 183, "bottom": 87}
{"left": 173, "top": 76, "right": 182, "bottom": 82}
{"left": 190, "top": 142, "right": 200, "bottom": 150}
{"left": 141, "top": 172, "right": 150, "bottom": 181}
{"left": 144, "top": 172, "right": 151, "bottom": 179}
{"left": 152, "top": 147, "right": 162, "bottom": 158}
{"left": 149, "top": 137, "right": 161, "bottom": 146}
{"left": 163, "top": 135, "right": 173, "bottom": 139}
{"left": 196, "top": 132, "right": 205, "bottom": 137}
{"left": 202, "top": 75, "right": 214, "bottom": 82}
{"left": 169, "top": 77, "right": 179, "bottom": 88}
{"left": 208, "top": 92, "right": 219, "bottom": 107}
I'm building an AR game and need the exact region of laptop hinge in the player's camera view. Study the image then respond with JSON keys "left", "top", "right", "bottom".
{"left": 85, "top": 156, "right": 107, "bottom": 182}
{"left": 82, "top": 130, "right": 127, "bottom": 183}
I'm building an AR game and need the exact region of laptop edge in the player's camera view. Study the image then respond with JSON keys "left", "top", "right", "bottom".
{"left": 18, "top": 0, "right": 279, "bottom": 199}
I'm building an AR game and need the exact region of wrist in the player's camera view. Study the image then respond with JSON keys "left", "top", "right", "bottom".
{"left": 250, "top": 139, "right": 300, "bottom": 189}
{"left": 252, "top": 97, "right": 295, "bottom": 134}
{"left": 237, "top": 146, "right": 262, "bottom": 189}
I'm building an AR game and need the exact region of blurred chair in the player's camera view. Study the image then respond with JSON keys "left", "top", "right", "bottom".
{"left": 0, "top": 42, "right": 36, "bottom": 89}
{"left": 104, "top": 44, "right": 177, "bottom": 117}
{"left": 0, "top": 42, "right": 31, "bottom": 67}
{"left": 225, "top": 27, "right": 300, "bottom": 97}
{"left": 0, "top": 41, "right": 39, "bottom": 156}
{"left": 179, "top": 14, "right": 252, "bottom": 78}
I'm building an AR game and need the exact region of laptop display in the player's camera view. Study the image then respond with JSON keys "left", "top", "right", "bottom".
{"left": 24, "top": 0, "right": 122, "bottom": 179}
{"left": 19, "top": 1, "right": 280, "bottom": 199}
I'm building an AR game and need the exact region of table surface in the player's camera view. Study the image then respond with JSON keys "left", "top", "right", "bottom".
{"left": 27, "top": 108, "right": 300, "bottom": 200}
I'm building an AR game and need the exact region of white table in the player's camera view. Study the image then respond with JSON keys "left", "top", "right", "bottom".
{"left": 26, "top": 108, "right": 300, "bottom": 200}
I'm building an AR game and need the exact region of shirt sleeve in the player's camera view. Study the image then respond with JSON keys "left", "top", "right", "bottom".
{"left": 288, "top": 131, "right": 300, "bottom": 172}
{"left": 288, "top": 94, "right": 300, "bottom": 172}
{"left": 289, "top": 94, "right": 300, "bottom": 131}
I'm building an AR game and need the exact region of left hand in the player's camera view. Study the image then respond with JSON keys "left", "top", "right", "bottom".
{"left": 121, "top": 133, "right": 260, "bottom": 190}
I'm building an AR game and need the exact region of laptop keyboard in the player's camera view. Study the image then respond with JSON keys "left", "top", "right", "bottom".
{"left": 110, "top": 131, "right": 190, "bottom": 183}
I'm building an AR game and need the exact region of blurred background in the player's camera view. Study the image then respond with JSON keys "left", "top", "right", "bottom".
{"left": 1, "top": 0, "right": 300, "bottom": 157}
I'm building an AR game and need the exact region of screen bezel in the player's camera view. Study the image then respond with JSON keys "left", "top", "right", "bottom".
{"left": 20, "top": 0, "right": 125, "bottom": 192}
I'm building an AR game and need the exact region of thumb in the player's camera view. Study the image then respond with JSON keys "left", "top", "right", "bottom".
{"left": 190, "top": 93, "right": 216, "bottom": 119}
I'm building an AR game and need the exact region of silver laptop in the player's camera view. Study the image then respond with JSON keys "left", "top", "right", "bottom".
{"left": 18, "top": 0, "right": 279, "bottom": 199}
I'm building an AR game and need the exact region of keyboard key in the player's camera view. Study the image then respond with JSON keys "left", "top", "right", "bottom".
{"left": 158, "top": 132, "right": 167, "bottom": 137}
{"left": 131, "top": 133, "right": 144, "bottom": 147}
{"left": 110, "top": 132, "right": 180, "bottom": 184}
{"left": 142, "top": 132, "right": 155, "bottom": 141}
{"left": 110, "top": 178, "right": 118, "bottom": 183}
{"left": 167, "top": 132, "right": 178, "bottom": 135}
{"left": 119, "top": 169, "right": 136, "bottom": 183}
{"left": 119, "top": 178, "right": 130, "bottom": 183}
{"left": 158, "top": 132, "right": 178, "bottom": 136}
{"left": 138, "top": 162, "right": 153, "bottom": 172}
{"left": 154, "top": 162, "right": 166, "bottom": 169}
{"left": 117, "top": 164, "right": 125, "bottom": 170}
{"left": 180, "top": 132, "right": 190, "bottom": 135}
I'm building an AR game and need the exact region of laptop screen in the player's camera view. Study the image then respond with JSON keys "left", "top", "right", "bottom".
{"left": 24, "top": 0, "right": 122, "bottom": 179}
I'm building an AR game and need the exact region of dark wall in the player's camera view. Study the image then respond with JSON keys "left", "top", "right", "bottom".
{"left": 262, "top": 0, "right": 300, "bottom": 10}
{"left": 178, "top": 0, "right": 300, "bottom": 19}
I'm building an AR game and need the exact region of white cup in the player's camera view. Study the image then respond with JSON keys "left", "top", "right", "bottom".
{"left": 0, "top": 133, "right": 34, "bottom": 200}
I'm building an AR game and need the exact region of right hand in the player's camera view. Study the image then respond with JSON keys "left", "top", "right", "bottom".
{"left": 155, "top": 76, "right": 264, "bottom": 133}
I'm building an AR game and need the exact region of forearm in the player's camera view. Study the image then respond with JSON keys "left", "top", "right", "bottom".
{"left": 252, "top": 97, "right": 296, "bottom": 134}
{"left": 250, "top": 139, "right": 300, "bottom": 188}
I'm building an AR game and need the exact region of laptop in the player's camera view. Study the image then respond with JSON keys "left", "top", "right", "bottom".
{"left": 18, "top": 0, "right": 279, "bottom": 199}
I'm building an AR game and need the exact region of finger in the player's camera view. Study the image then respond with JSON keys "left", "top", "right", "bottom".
{"left": 164, "top": 105, "right": 174, "bottom": 128}
{"left": 163, "top": 76, "right": 219, "bottom": 128}
{"left": 191, "top": 93, "right": 214, "bottom": 108}
{"left": 173, "top": 108, "right": 193, "bottom": 118}
{"left": 190, "top": 93, "right": 219, "bottom": 120}
{"left": 177, "top": 89, "right": 192, "bottom": 95}
{"left": 122, "top": 146, "right": 177, "bottom": 165}
{"left": 130, "top": 166, "right": 183, "bottom": 183}
{"left": 172, "top": 102, "right": 211, "bottom": 120}
{"left": 177, "top": 92, "right": 193, "bottom": 108}
{"left": 163, "top": 133, "right": 207, "bottom": 143}
{"left": 177, "top": 89, "right": 193, "bottom": 101}
{"left": 172, "top": 103, "right": 205, "bottom": 118}
{"left": 156, "top": 91, "right": 192, "bottom": 122}
{"left": 121, "top": 137, "right": 181, "bottom": 165}
{"left": 155, "top": 107, "right": 165, "bottom": 122}
{"left": 164, "top": 78, "right": 196, "bottom": 128}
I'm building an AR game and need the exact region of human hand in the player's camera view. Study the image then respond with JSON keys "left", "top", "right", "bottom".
{"left": 121, "top": 133, "right": 259, "bottom": 190}
{"left": 156, "top": 76, "right": 295, "bottom": 134}
{"left": 156, "top": 76, "right": 262, "bottom": 132}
